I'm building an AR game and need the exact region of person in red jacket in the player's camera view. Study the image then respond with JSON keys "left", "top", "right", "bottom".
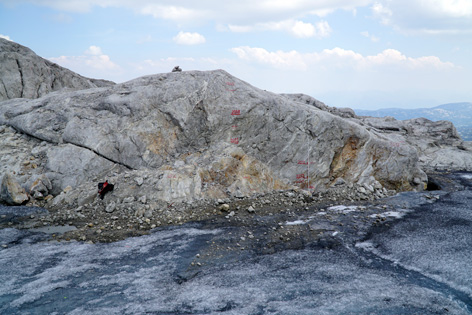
{"left": 98, "top": 180, "right": 114, "bottom": 199}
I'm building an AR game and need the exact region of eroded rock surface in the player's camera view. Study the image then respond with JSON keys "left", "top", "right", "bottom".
{"left": 284, "top": 93, "right": 472, "bottom": 172}
{"left": 0, "top": 69, "right": 430, "bottom": 209}
{"left": 0, "top": 38, "right": 114, "bottom": 101}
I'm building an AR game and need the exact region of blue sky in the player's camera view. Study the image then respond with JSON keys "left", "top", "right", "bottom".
{"left": 1, "top": 0, "right": 471, "bottom": 110}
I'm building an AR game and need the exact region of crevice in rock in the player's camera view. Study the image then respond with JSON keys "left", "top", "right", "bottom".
{"left": 16, "top": 58, "right": 24, "bottom": 98}
{"left": 35, "top": 82, "right": 41, "bottom": 99}
{"left": 0, "top": 78, "right": 9, "bottom": 99}
{"left": 426, "top": 178, "right": 441, "bottom": 191}
{"left": 64, "top": 139, "right": 135, "bottom": 170}
{"left": 7, "top": 124, "right": 134, "bottom": 171}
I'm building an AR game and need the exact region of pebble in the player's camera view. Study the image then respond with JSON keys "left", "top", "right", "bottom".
{"left": 219, "top": 204, "right": 230, "bottom": 212}
{"left": 105, "top": 202, "right": 116, "bottom": 213}
{"left": 135, "top": 177, "right": 144, "bottom": 186}
{"left": 247, "top": 206, "right": 255, "bottom": 213}
{"left": 138, "top": 195, "right": 147, "bottom": 204}
{"left": 123, "top": 197, "right": 135, "bottom": 203}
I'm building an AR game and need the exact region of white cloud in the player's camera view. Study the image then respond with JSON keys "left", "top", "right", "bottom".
{"left": 371, "top": 0, "right": 472, "bottom": 34}
{"left": 361, "top": 31, "right": 380, "bottom": 42}
{"left": 290, "top": 20, "right": 332, "bottom": 38}
{"left": 290, "top": 20, "right": 317, "bottom": 38}
{"left": 371, "top": 2, "right": 392, "bottom": 25}
{"left": 173, "top": 31, "right": 206, "bottom": 45}
{"left": 231, "top": 47, "right": 308, "bottom": 70}
{"left": 0, "top": 34, "right": 12, "bottom": 41}
{"left": 225, "top": 45, "right": 467, "bottom": 111}
{"left": 84, "top": 45, "right": 103, "bottom": 55}
{"left": 139, "top": 4, "right": 206, "bottom": 21}
{"left": 230, "top": 46, "right": 456, "bottom": 71}
{"left": 5, "top": 0, "right": 369, "bottom": 34}
{"left": 48, "top": 45, "right": 120, "bottom": 80}
{"left": 428, "top": 0, "right": 472, "bottom": 18}
{"left": 227, "top": 19, "right": 332, "bottom": 38}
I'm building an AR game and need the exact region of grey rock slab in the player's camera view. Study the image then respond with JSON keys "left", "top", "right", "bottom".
{"left": 0, "top": 38, "right": 114, "bottom": 101}
{"left": 0, "top": 68, "right": 434, "bottom": 205}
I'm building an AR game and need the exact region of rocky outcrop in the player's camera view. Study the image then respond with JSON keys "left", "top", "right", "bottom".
{"left": 0, "top": 173, "right": 29, "bottom": 205}
{"left": 0, "top": 38, "right": 114, "bottom": 101}
{"left": 284, "top": 93, "right": 472, "bottom": 172}
{"left": 281, "top": 93, "right": 357, "bottom": 119}
{"left": 0, "top": 69, "right": 429, "bottom": 208}
{"left": 359, "top": 116, "right": 472, "bottom": 171}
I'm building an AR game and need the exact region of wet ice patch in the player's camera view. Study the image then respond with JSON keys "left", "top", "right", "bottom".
{"left": 0, "top": 227, "right": 221, "bottom": 311}
{"left": 285, "top": 219, "right": 308, "bottom": 226}
{"left": 327, "top": 205, "right": 358, "bottom": 213}
{"left": 369, "top": 209, "right": 410, "bottom": 219}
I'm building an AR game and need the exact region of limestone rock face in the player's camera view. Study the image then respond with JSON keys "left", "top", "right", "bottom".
{"left": 0, "top": 69, "right": 428, "bottom": 206}
{"left": 284, "top": 93, "right": 472, "bottom": 172}
{"left": 0, "top": 173, "right": 29, "bottom": 205}
{"left": 360, "top": 116, "right": 472, "bottom": 171}
{"left": 0, "top": 38, "right": 114, "bottom": 101}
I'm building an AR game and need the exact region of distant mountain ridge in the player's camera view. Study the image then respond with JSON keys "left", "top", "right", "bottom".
{"left": 355, "top": 102, "right": 472, "bottom": 141}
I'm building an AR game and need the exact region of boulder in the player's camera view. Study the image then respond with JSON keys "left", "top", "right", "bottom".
{"left": 0, "top": 173, "right": 29, "bottom": 205}
{"left": 29, "top": 174, "right": 52, "bottom": 200}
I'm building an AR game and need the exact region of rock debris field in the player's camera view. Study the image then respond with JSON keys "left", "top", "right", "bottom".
{"left": 1, "top": 172, "right": 471, "bottom": 314}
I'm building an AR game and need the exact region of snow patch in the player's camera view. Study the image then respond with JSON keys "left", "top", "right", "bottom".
{"left": 285, "top": 219, "right": 307, "bottom": 226}
{"left": 328, "top": 205, "right": 358, "bottom": 213}
{"left": 369, "top": 211, "right": 408, "bottom": 219}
